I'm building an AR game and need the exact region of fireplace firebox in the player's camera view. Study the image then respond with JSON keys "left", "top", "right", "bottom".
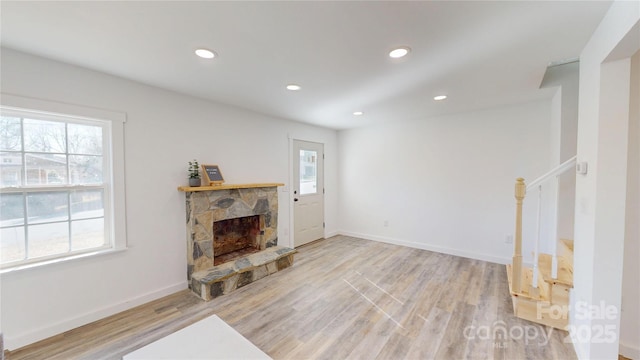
{"left": 213, "top": 215, "right": 262, "bottom": 265}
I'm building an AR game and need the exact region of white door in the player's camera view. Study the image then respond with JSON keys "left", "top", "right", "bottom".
{"left": 293, "top": 140, "right": 324, "bottom": 247}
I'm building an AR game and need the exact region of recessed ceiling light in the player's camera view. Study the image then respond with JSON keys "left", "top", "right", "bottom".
{"left": 434, "top": 95, "right": 448, "bottom": 101}
{"left": 353, "top": 111, "right": 364, "bottom": 116}
{"left": 286, "top": 84, "right": 301, "bottom": 91}
{"left": 195, "top": 48, "right": 216, "bottom": 59}
{"left": 389, "top": 47, "right": 411, "bottom": 59}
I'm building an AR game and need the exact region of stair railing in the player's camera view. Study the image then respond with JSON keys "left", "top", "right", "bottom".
{"left": 512, "top": 155, "right": 576, "bottom": 294}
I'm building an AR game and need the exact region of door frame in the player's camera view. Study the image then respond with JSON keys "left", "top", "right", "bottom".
{"left": 288, "top": 136, "right": 325, "bottom": 248}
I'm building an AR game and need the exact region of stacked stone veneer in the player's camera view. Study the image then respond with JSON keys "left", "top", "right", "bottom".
{"left": 184, "top": 185, "right": 296, "bottom": 301}
{"left": 185, "top": 187, "right": 279, "bottom": 281}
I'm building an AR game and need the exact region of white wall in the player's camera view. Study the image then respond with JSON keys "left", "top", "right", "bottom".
{"left": 549, "top": 89, "right": 562, "bottom": 169}
{"left": 337, "top": 101, "right": 552, "bottom": 264}
{"left": 573, "top": 1, "right": 639, "bottom": 358}
{"left": 540, "top": 62, "right": 580, "bottom": 242}
{"left": 0, "top": 48, "right": 338, "bottom": 350}
{"left": 620, "top": 50, "right": 640, "bottom": 360}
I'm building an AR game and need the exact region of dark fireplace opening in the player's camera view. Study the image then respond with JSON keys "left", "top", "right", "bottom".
{"left": 213, "top": 215, "right": 262, "bottom": 265}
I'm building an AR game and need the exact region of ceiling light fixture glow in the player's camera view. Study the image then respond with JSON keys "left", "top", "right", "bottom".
{"left": 195, "top": 48, "right": 216, "bottom": 59}
{"left": 286, "top": 84, "right": 301, "bottom": 91}
{"left": 433, "top": 95, "right": 448, "bottom": 101}
{"left": 353, "top": 111, "right": 364, "bottom": 116}
{"left": 389, "top": 47, "right": 411, "bottom": 59}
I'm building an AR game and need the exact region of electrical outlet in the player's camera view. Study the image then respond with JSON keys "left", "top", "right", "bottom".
{"left": 505, "top": 234, "right": 513, "bottom": 244}
{"left": 384, "top": 220, "right": 389, "bottom": 227}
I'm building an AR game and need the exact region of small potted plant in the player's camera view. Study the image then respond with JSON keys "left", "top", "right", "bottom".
{"left": 188, "top": 159, "right": 201, "bottom": 187}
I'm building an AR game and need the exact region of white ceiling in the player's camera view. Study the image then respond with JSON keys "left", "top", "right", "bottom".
{"left": 0, "top": 1, "right": 612, "bottom": 130}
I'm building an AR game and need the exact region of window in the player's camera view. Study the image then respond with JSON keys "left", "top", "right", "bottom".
{"left": 0, "top": 102, "right": 125, "bottom": 270}
{"left": 299, "top": 150, "right": 317, "bottom": 195}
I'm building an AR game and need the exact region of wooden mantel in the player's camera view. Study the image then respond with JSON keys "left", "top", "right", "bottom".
{"left": 177, "top": 183, "right": 284, "bottom": 192}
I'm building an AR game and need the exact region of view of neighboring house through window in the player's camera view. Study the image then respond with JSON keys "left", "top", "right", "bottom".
{"left": 299, "top": 150, "right": 318, "bottom": 195}
{"left": 0, "top": 109, "right": 112, "bottom": 268}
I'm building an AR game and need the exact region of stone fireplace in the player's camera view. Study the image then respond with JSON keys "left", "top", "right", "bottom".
{"left": 179, "top": 183, "right": 296, "bottom": 301}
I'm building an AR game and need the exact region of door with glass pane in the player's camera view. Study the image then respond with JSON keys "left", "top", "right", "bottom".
{"left": 293, "top": 140, "right": 324, "bottom": 247}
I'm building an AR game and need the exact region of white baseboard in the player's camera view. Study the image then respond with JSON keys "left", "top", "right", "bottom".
{"left": 324, "top": 230, "right": 339, "bottom": 239}
{"left": 620, "top": 341, "right": 640, "bottom": 360}
{"left": 5, "top": 281, "right": 187, "bottom": 350}
{"left": 338, "top": 230, "right": 511, "bottom": 265}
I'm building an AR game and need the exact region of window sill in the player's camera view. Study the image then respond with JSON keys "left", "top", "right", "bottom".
{"left": 0, "top": 247, "right": 128, "bottom": 274}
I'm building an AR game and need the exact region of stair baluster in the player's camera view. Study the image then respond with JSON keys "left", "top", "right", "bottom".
{"left": 552, "top": 174, "right": 560, "bottom": 279}
{"left": 530, "top": 185, "right": 542, "bottom": 298}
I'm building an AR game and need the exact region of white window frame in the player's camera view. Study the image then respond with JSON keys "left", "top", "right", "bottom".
{"left": 0, "top": 94, "right": 127, "bottom": 272}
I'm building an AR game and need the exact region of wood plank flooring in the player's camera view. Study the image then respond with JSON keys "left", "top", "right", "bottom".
{"left": 5, "top": 235, "right": 577, "bottom": 360}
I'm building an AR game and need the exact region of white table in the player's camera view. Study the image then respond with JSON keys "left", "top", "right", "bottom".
{"left": 123, "top": 315, "right": 272, "bottom": 360}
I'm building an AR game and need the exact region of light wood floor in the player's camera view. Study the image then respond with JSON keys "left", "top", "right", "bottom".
{"left": 6, "top": 235, "right": 577, "bottom": 360}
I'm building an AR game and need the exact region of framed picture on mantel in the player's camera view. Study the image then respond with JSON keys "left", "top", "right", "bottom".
{"left": 201, "top": 164, "right": 225, "bottom": 186}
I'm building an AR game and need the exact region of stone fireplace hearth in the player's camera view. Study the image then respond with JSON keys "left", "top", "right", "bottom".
{"left": 179, "top": 183, "right": 296, "bottom": 301}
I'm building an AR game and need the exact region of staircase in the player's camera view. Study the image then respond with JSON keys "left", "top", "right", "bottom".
{"left": 507, "top": 156, "right": 576, "bottom": 330}
{"left": 506, "top": 238, "right": 573, "bottom": 330}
